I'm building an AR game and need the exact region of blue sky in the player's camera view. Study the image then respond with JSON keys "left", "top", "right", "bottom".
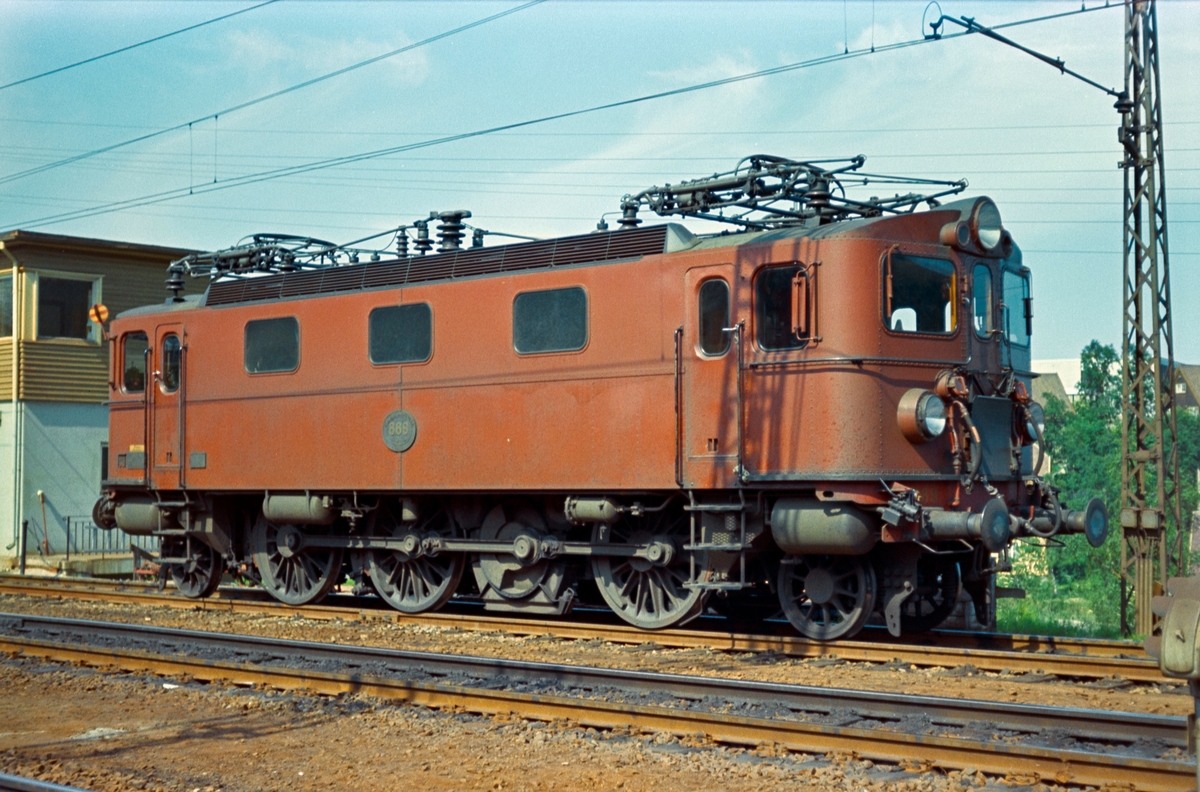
{"left": 1, "top": 0, "right": 1196, "bottom": 362}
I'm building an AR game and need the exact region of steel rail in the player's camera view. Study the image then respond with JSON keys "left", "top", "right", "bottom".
{"left": 0, "top": 614, "right": 1190, "bottom": 792}
{"left": 0, "top": 773, "right": 91, "bottom": 792}
{"left": 2, "top": 612, "right": 1181, "bottom": 745}
{"left": 0, "top": 575, "right": 1161, "bottom": 681}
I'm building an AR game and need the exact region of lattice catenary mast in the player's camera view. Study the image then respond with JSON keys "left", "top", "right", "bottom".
{"left": 931, "top": 0, "right": 1181, "bottom": 636}
{"left": 1116, "top": 0, "right": 1182, "bottom": 637}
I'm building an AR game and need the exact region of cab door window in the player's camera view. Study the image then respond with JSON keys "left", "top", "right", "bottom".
{"left": 160, "top": 335, "right": 181, "bottom": 393}
{"left": 122, "top": 332, "right": 148, "bottom": 392}
{"left": 698, "top": 279, "right": 730, "bottom": 355}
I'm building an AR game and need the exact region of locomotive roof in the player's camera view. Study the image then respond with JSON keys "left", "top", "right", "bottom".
{"left": 119, "top": 198, "right": 988, "bottom": 317}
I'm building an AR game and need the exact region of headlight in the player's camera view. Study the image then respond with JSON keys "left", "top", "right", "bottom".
{"left": 973, "top": 199, "right": 1003, "bottom": 251}
{"left": 898, "top": 388, "right": 948, "bottom": 443}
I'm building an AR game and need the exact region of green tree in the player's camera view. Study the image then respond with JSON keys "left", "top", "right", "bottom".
{"left": 1000, "top": 341, "right": 1200, "bottom": 636}
{"left": 1000, "top": 341, "right": 1123, "bottom": 636}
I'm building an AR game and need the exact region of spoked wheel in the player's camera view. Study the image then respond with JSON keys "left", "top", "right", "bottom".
{"left": 361, "top": 501, "right": 465, "bottom": 614}
{"left": 900, "top": 556, "right": 962, "bottom": 633}
{"left": 777, "top": 554, "right": 876, "bottom": 641}
{"left": 248, "top": 515, "right": 343, "bottom": 606}
{"left": 590, "top": 510, "right": 708, "bottom": 630}
{"left": 162, "top": 537, "right": 223, "bottom": 599}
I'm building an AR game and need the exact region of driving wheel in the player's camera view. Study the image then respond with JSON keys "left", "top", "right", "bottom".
{"left": 363, "top": 501, "right": 465, "bottom": 614}
{"left": 249, "top": 515, "right": 343, "bottom": 606}
{"left": 590, "top": 509, "right": 709, "bottom": 630}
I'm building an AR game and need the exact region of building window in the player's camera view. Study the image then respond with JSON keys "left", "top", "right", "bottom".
{"left": 755, "top": 265, "right": 807, "bottom": 351}
{"left": 0, "top": 273, "right": 12, "bottom": 337}
{"left": 161, "top": 334, "right": 181, "bottom": 393}
{"left": 369, "top": 303, "right": 432, "bottom": 364}
{"left": 513, "top": 287, "right": 587, "bottom": 354}
{"left": 123, "top": 332, "right": 148, "bottom": 392}
{"left": 698, "top": 279, "right": 730, "bottom": 355}
{"left": 973, "top": 264, "right": 993, "bottom": 338}
{"left": 245, "top": 317, "right": 299, "bottom": 374}
{"left": 38, "top": 276, "right": 94, "bottom": 340}
{"left": 885, "top": 253, "right": 956, "bottom": 334}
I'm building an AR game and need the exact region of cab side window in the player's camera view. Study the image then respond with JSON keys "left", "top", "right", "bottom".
{"left": 245, "top": 317, "right": 300, "bottom": 373}
{"left": 698, "top": 279, "right": 730, "bottom": 355}
{"left": 122, "top": 332, "right": 148, "bottom": 392}
{"left": 755, "top": 265, "right": 806, "bottom": 351}
{"left": 885, "top": 253, "right": 956, "bottom": 334}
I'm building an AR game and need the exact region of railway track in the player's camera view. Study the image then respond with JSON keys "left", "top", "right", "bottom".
{"left": 0, "top": 774, "right": 89, "bottom": 792}
{"left": 0, "top": 612, "right": 1191, "bottom": 791}
{"left": 0, "top": 574, "right": 1162, "bottom": 682}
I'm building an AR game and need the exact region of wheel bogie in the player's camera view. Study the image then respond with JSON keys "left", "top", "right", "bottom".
{"left": 125, "top": 490, "right": 1000, "bottom": 641}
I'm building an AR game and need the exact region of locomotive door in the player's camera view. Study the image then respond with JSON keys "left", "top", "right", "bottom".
{"left": 150, "top": 323, "right": 185, "bottom": 490}
{"left": 681, "top": 265, "right": 741, "bottom": 488}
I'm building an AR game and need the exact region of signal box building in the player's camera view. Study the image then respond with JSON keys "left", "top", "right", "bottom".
{"left": 0, "top": 230, "right": 194, "bottom": 566}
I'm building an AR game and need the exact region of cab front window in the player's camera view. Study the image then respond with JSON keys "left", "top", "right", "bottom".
{"left": 885, "top": 252, "right": 956, "bottom": 334}
{"left": 1003, "top": 268, "right": 1031, "bottom": 346}
{"left": 972, "top": 264, "right": 993, "bottom": 338}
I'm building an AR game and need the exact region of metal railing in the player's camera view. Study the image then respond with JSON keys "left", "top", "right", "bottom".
{"left": 63, "top": 517, "right": 157, "bottom": 560}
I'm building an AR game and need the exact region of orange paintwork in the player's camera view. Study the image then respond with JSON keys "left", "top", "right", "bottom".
{"left": 104, "top": 211, "right": 1029, "bottom": 516}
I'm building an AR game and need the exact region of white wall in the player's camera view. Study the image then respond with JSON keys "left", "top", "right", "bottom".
{"left": 18, "top": 402, "right": 107, "bottom": 556}
{"left": 0, "top": 402, "right": 15, "bottom": 560}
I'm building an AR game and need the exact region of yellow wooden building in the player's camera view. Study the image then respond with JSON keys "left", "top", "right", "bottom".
{"left": 1, "top": 230, "right": 195, "bottom": 566}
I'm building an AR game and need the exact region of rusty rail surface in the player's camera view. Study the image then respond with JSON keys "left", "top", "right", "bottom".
{"left": 0, "top": 613, "right": 1190, "bottom": 792}
{"left": 0, "top": 574, "right": 1161, "bottom": 682}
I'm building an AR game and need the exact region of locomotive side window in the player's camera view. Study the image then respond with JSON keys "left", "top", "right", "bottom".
{"left": 1002, "top": 269, "right": 1031, "bottom": 346}
{"left": 885, "top": 253, "right": 956, "bottom": 334}
{"left": 369, "top": 303, "right": 432, "bottom": 365}
{"left": 513, "top": 287, "right": 587, "bottom": 354}
{"left": 755, "top": 265, "right": 806, "bottom": 351}
{"left": 972, "top": 264, "right": 993, "bottom": 337}
{"left": 122, "top": 332, "right": 148, "bottom": 392}
{"left": 245, "top": 317, "right": 300, "bottom": 374}
{"left": 160, "top": 334, "right": 181, "bottom": 393}
{"left": 698, "top": 279, "right": 731, "bottom": 355}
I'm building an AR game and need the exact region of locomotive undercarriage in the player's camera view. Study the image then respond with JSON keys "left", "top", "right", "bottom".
{"left": 93, "top": 483, "right": 1090, "bottom": 639}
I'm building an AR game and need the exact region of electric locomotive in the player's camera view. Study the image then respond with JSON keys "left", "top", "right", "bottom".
{"left": 93, "top": 155, "right": 1109, "bottom": 640}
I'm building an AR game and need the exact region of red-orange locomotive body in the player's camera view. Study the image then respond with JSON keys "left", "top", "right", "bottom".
{"left": 95, "top": 157, "right": 1108, "bottom": 639}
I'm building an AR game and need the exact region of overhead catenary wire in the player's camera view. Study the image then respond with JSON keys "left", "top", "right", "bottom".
{"left": 0, "top": 0, "right": 280, "bottom": 93}
{"left": 4, "top": 2, "right": 1123, "bottom": 230}
{"left": 0, "top": 0, "right": 548, "bottom": 189}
